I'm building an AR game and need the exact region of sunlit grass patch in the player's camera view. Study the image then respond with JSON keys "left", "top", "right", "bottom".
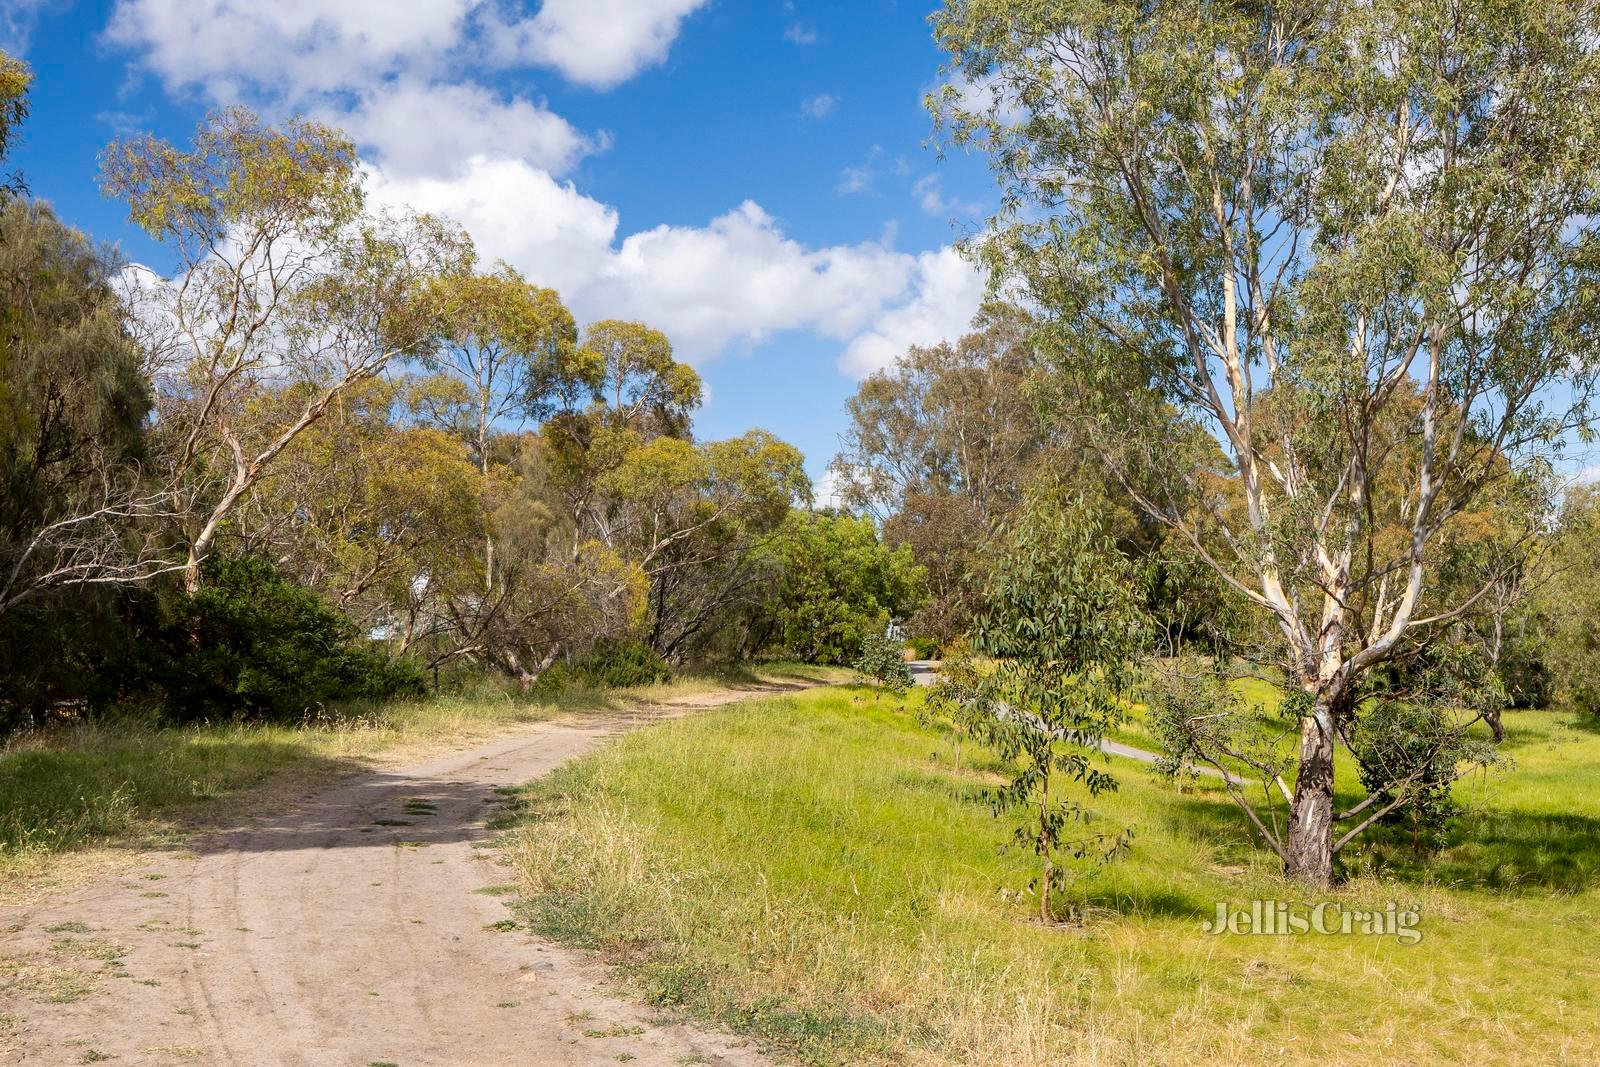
{"left": 507, "top": 686, "right": 1600, "bottom": 1065}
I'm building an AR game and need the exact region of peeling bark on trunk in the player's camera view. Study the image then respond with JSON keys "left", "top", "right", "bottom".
{"left": 1284, "top": 699, "right": 1337, "bottom": 887}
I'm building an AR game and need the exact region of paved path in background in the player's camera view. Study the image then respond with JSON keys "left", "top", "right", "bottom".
{"left": 1, "top": 686, "right": 815, "bottom": 1067}
{"left": 907, "top": 661, "right": 1243, "bottom": 783}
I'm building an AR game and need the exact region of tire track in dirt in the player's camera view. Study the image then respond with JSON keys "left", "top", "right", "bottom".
{"left": 1, "top": 684, "right": 817, "bottom": 1066}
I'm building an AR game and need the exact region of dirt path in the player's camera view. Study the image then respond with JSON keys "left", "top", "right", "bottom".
{"left": 1, "top": 686, "right": 813, "bottom": 1066}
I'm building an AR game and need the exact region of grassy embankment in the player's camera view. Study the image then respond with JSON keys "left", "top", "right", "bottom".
{"left": 504, "top": 685, "right": 1600, "bottom": 1066}
{"left": 0, "top": 663, "right": 842, "bottom": 898}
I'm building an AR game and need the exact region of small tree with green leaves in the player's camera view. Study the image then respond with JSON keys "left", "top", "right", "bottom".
{"left": 853, "top": 632, "right": 913, "bottom": 699}
{"left": 931, "top": 496, "right": 1148, "bottom": 922}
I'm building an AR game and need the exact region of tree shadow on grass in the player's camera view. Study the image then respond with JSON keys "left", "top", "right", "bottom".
{"left": 1356, "top": 808, "right": 1600, "bottom": 893}
{"left": 0, "top": 738, "right": 369, "bottom": 855}
{"left": 1157, "top": 790, "right": 1279, "bottom": 859}
{"left": 1073, "top": 882, "right": 1218, "bottom": 921}
{"left": 1557, "top": 712, "right": 1600, "bottom": 737}
{"left": 1152, "top": 779, "right": 1600, "bottom": 895}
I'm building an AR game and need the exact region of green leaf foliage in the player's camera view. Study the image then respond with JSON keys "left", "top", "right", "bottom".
{"left": 852, "top": 633, "right": 913, "bottom": 698}
{"left": 931, "top": 494, "right": 1149, "bottom": 918}
{"left": 764, "top": 512, "right": 925, "bottom": 665}
{"left": 0, "top": 50, "right": 29, "bottom": 195}
{"left": 152, "top": 556, "right": 423, "bottom": 722}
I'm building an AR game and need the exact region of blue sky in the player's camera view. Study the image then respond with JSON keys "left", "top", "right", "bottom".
{"left": 3, "top": 0, "right": 996, "bottom": 492}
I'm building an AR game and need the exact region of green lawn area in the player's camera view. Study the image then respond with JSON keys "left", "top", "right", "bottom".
{"left": 505, "top": 686, "right": 1600, "bottom": 1066}
{"left": 0, "top": 663, "right": 841, "bottom": 897}
{"left": 1106, "top": 671, "right": 1292, "bottom": 765}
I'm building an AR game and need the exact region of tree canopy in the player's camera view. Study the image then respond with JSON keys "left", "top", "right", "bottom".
{"left": 934, "top": 0, "right": 1600, "bottom": 884}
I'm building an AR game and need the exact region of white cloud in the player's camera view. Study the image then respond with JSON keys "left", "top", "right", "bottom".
{"left": 487, "top": 0, "right": 710, "bottom": 89}
{"left": 608, "top": 201, "right": 913, "bottom": 351}
{"left": 104, "top": 0, "right": 984, "bottom": 388}
{"left": 784, "top": 22, "right": 818, "bottom": 46}
{"left": 839, "top": 247, "right": 986, "bottom": 377}
{"left": 105, "top": 0, "right": 477, "bottom": 101}
{"left": 836, "top": 166, "right": 873, "bottom": 195}
{"left": 801, "top": 93, "right": 838, "bottom": 120}
{"left": 0, "top": 0, "right": 54, "bottom": 53}
{"left": 365, "top": 157, "right": 620, "bottom": 302}
{"left": 331, "top": 81, "right": 603, "bottom": 179}
{"left": 911, "top": 174, "right": 986, "bottom": 220}
{"left": 105, "top": 1, "right": 623, "bottom": 182}
{"left": 812, "top": 468, "right": 845, "bottom": 510}
{"left": 366, "top": 157, "right": 982, "bottom": 368}
{"left": 912, "top": 174, "right": 945, "bottom": 213}
{"left": 836, "top": 146, "right": 883, "bottom": 196}
{"left": 107, "top": 0, "right": 708, "bottom": 97}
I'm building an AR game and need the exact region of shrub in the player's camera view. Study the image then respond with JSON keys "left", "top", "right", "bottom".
{"left": 1348, "top": 698, "right": 1502, "bottom": 851}
{"left": 571, "top": 639, "right": 672, "bottom": 689}
{"left": 528, "top": 639, "right": 672, "bottom": 696}
{"left": 153, "top": 555, "right": 423, "bottom": 722}
{"left": 0, "top": 586, "right": 161, "bottom": 734}
{"left": 853, "top": 633, "right": 912, "bottom": 698}
{"left": 760, "top": 512, "right": 926, "bottom": 665}
{"left": 905, "top": 636, "right": 940, "bottom": 660}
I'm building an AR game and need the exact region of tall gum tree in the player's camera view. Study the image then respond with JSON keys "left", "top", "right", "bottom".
{"left": 419, "top": 263, "right": 593, "bottom": 592}
{"left": 932, "top": 0, "right": 1600, "bottom": 884}
{"left": 0, "top": 62, "right": 181, "bottom": 613}
{"left": 829, "top": 310, "right": 1048, "bottom": 642}
{"left": 542, "top": 319, "right": 704, "bottom": 551}
{"left": 103, "top": 107, "right": 471, "bottom": 591}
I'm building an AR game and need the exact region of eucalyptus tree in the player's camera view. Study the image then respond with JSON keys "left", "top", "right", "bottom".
{"left": 600, "top": 428, "right": 810, "bottom": 659}
{"left": 419, "top": 264, "right": 593, "bottom": 588}
{"left": 244, "top": 377, "right": 486, "bottom": 637}
{"left": 541, "top": 319, "right": 704, "bottom": 548}
{"left": 831, "top": 308, "right": 1042, "bottom": 523}
{"left": 0, "top": 199, "right": 176, "bottom": 616}
{"left": 1535, "top": 484, "right": 1600, "bottom": 715}
{"left": 930, "top": 496, "right": 1147, "bottom": 921}
{"left": 585, "top": 319, "right": 704, "bottom": 439}
{"left": 934, "top": 0, "right": 1600, "bottom": 884}
{"left": 831, "top": 310, "right": 1044, "bottom": 640}
{"left": 102, "top": 107, "right": 472, "bottom": 592}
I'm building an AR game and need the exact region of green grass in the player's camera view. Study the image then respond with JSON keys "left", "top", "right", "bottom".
{"left": 506, "top": 686, "right": 1600, "bottom": 1066}
{"left": 0, "top": 662, "right": 844, "bottom": 896}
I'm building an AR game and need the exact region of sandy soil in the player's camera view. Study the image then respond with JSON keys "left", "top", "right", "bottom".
{"left": 0, "top": 686, "right": 810, "bottom": 1066}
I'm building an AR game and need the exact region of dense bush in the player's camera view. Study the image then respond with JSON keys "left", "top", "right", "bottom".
{"left": 570, "top": 639, "right": 672, "bottom": 688}
{"left": 853, "top": 633, "right": 912, "bottom": 697}
{"left": 0, "top": 588, "right": 160, "bottom": 733}
{"left": 760, "top": 512, "right": 925, "bottom": 665}
{"left": 153, "top": 555, "right": 423, "bottom": 722}
{"left": 905, "top": 636, "right": 940, "bottom": 660}
{"left": 530, "top": 639, "right": 672, "bottom": 694}
{"left": 1349, "top": 699, "right": 1501, "bottom": 850}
